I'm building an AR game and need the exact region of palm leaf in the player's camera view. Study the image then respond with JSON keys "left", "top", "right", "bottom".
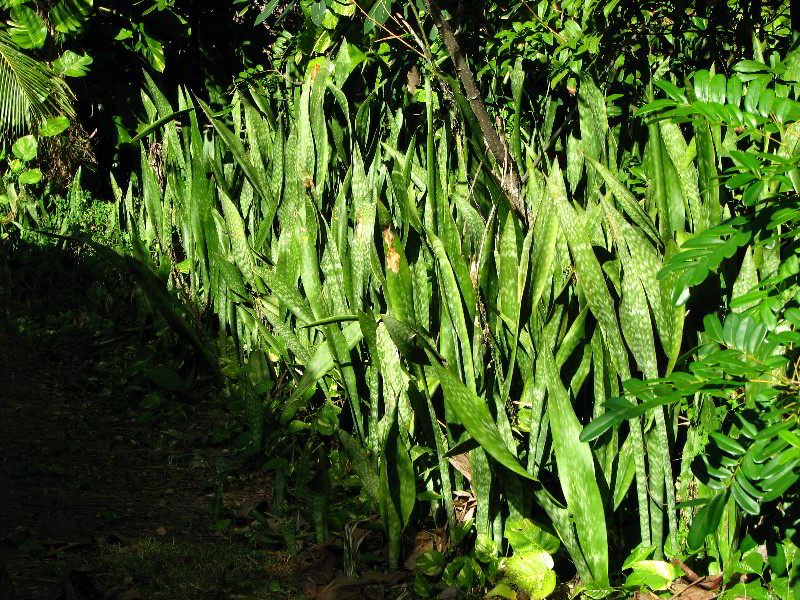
{"left": 0, "top": 31, "right": 74, "bottom": 140}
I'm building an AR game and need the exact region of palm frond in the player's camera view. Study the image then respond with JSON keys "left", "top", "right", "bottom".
{"left": 0, "top": 31, "right": 75, "bottom": 143}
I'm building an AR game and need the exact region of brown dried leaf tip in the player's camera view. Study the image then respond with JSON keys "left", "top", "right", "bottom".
{"left": 382, "top": 227, "right": 400, "bottom": 273}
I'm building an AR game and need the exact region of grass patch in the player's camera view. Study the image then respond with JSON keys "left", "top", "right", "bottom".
{"left": 98, "top": 538, "right": 302, "bottom": 600}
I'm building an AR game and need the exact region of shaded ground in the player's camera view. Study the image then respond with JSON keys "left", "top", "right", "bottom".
{"left": 0, "top": 300, "right": 300, "bottom": 599}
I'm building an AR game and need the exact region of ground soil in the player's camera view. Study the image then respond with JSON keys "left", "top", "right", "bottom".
{"left": 0, "top": 299, "right": 298, "bottom": 599}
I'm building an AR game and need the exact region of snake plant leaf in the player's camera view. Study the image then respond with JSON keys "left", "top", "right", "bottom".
{"left": 511, "top": 57, "right": 524, "bottom": 169}
{"left": 338, "top": 429, "right": 378, "bottom": 502}
{"left": 499, "top": 209, "right": 520, "bottom": 330}
{"left": 142, "top": 72, "right": 184, "bottom": 170}
{"left": 430, "top": 364, "right": 535, "bottom": 481}
{"left": 258, "top": 267, "right": 314, "bottom": 325}
{"left": 427, "top": 229, "right": 476, "bottom": 392}
{"left": 220, "top": 191, "right": 257, "bottom": 289}
{"left": 620, "top": 257, "right": 658, "bottom": 379}
{"left": 381, "top": 313, "right": 442, "bottom": 365}
{"left": 549, "top": 162, "right": 629, "bottom": 379}
{"left": 660, "top": 120, "right": 706, "bottom": 232}
{"left": 382, "top": 224, "right": 414, "bottom": 325}
{"left": 732, "top": 248, "right": 758, "bottom": 312}
{"left": 197, "top": 98, "right": 271, "bottom": 206}
{"left": 378, "top": 425, "right": 415, "bottom": 568}
{"left": 541, "top": 349, "right": 609, "bottom": 585}
{"left": 280, "top": 320, "right": 363, "bottom": 423}
{"left": 351, "top": 144, "right": 374, "bottom": 305}
{"left": 585, "top": 154, "right": 660, "bottom": 244}
{"left": 566, "top": 130, "right": 583, "bottom": 194}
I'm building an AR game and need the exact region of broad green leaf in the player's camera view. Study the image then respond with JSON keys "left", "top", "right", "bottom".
{"left": 18, "top": 168, "right": 41, "bottom": 184}
{"left": 416, "top": 550, "right": 446, "bottom": 576}
{"left": 506, "top": 547, "right": 557, "bottom": 600}
{"left": 8, "top": 5, "right": 46, "bottom": 49}
{"left": 254, "top": 0, "right": 279, "bottom": 25}
{"left": 53, "top": 50, "right": 93, "bottom": 77}
{"left": 39, "top": 116, "right": 70, "bottom": 137}
{"left": 145, "top": 364, "right": 185, "bottom": 391}
{"left": 688, "top": 491, "right": 729, "bottom": 550}
{"left": 12, "top": 134, "right": 37, "bottom": 161}
{"left": 505, "top": 517, "right": 561, "bottom": 554}
{"left": 363, "top": 0, "right": 391, "bottom": 33}
{"left": 486, "top": 582, "right": 518, "bottom": 599}
{"left": 49, "top": 0, "right": 92, "bottom": 33}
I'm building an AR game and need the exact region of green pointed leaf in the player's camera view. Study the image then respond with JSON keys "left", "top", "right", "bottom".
{"left": 280, "top": 321, "right": 363, "bottom": 423}
{"left": 542, "top": 350, "right": 608, "bottom": 585}
{"left": 549, "top": 163, "right": 629, "bottom": 379}
{"left": 586, "top": 154, "right": 660, "bottom": 244}
{"left": 430, "top": 364, "right": 535, "bottom": 481}
{"left": 427, "top": 229, "right": 475, "bottom": 392}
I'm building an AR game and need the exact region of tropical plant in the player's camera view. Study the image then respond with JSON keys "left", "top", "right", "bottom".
{"left": 44, "top": 1, "right": 800, "bottom": 598}
{"left": 0, "top": 31, "right": 74, "bottom": 140}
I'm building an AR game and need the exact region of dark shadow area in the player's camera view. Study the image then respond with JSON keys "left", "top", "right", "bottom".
{"left": 0, "top": 239, "right": 300, "bottom": 600}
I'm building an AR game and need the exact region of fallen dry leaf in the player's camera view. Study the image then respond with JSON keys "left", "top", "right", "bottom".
{"left": 669, "top": 582, "right": 717, "bottom": 600}
{"left": 448, "top": 453, "right": 472, "bottom": 483}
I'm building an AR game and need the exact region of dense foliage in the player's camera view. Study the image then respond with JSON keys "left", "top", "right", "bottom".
{"left": 1, "top": 1, "right": 798, "bottom": 599}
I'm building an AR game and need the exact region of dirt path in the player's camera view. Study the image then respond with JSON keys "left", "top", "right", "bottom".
{"left": 0, "top": 313, "right": 297, "bottom": 599}
{"left": 0, "top": 322, "right": 207, "bottom": 598}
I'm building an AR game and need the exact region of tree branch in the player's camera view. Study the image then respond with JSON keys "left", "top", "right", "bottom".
{"left": 423, "top": 0, "right": 527, "bottom": 224}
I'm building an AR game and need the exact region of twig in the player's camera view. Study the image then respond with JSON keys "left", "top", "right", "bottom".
{"left": 423, "top": 0, "right": 528, "bottom": 225}
{"left": 352, "top": 0, "right": 426, "bottom": 60}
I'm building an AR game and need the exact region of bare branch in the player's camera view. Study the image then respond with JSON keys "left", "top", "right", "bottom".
{"left": 422, "top": 0, "right": 527, "bottom": 224}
